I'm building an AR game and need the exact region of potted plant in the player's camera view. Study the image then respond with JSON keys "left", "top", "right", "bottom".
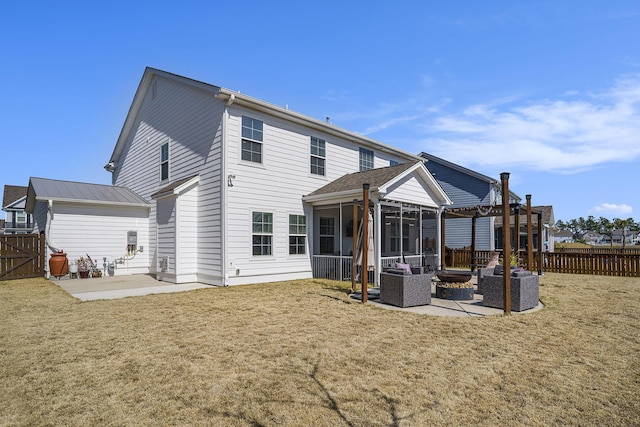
{"left": 77, "top": 257, "right": 90, "bottom": 278}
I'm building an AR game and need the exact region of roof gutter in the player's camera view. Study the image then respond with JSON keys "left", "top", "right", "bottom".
{"left": 215, "top": 88, "right": 423, "bottom": 161}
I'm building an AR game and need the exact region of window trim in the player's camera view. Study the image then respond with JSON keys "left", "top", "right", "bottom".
{"left": 359, "top": 147, "right": 374, "bottom": 171}
{"left": 310, "top": 136, "right": 326, "bottom": 176}
{"left": 160, "top": 142, "right": 169, "bottom": 181}
{"left": 241, "top": 116, "right": 264, "bottom": 164}
{"left": 251, "top": 211, "right": 273, "bottom": 256}
{"left": 288, "top": 214, "right": 307, "bottom": 255}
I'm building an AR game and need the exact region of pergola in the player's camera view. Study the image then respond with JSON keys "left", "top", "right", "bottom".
{"left": 439, "top": 173, "right": 544, "bottom": 314}
{"left": 441, "top": 194, "right": 544, "bottom": 273}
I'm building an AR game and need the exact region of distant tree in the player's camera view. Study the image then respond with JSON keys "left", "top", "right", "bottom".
{"left": 598, "top": 217, "right": 615, "bottom": 247}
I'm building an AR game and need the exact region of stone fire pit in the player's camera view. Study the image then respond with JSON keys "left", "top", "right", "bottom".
{"left": 435, "top": 271, "right": 474, "bottom": 300}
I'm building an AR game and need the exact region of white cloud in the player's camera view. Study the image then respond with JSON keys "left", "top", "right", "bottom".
{"left": 591, "top": 203, "right": 633, "bottom": 217}
{"left": 417, "top": 74, "right": 640, "bottom": 173}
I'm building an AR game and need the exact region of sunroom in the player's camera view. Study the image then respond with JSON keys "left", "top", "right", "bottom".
{"left": 303, "top": 161, "right": 452, "bottom": 284}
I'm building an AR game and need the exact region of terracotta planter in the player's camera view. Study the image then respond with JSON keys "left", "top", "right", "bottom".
{"left": 79, "top": 270, "right": 90, "bottom": 278}
{"left": 49, "top": 252, "right": 69, "bottom": 277}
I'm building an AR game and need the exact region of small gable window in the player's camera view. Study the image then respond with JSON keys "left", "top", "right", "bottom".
{"left": 160, "top": 142, "right": 169, "bottom": 181}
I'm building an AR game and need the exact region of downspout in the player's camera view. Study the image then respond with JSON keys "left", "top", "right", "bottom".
{"left": 221, "top": 92, "right": 235, "bottom": 286}
{"left": 45, "top": 200, "right": 61, "bottom": 253}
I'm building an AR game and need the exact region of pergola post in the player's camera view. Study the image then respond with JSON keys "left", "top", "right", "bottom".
{"left": 362, "top": 183, "right": 370, "bottom": 304}
{"left": 526, "top": 195, "right": 533, "bottom": 271}
{"left": 352, "top": 199, "right": 358, "bottom": 293}
{"left": 440, "top": 210, "right": 447, "bottom": 270}
{"left": 501, "top": 172, "right": 512, "bottom": 315}
{"left": 470, "top": 214, "right": 477, "bottom": 271}
{"left": 514, "top": 205, "right": 521, "bottom": 265}
{"left": 537, "top": 212, "right": 543, "bottom": 275}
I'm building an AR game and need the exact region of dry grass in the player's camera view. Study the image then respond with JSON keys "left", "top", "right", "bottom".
{"left": 1, "top": 274, "right": 639, "bottom": 426}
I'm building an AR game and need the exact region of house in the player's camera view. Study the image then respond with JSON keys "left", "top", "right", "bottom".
{"left": 494, "top": 205, "right": 555, "bottom": 251}
{"left": 25, "top": 177, "right": 150, "bottom": 275}
{"left": 554, "top": 229, "right": 574, "bottom": 244}
{"left": 418, "top": 152, "right": 521, "bottom": 250}
{"left": 98, "top": 67, "right": 451, "bottom": 285}
{"left": 2, "top": 185, "right": 33, "bottom": 234}
{"left": 582, "top": 230, "right": 603, "bottom": 245}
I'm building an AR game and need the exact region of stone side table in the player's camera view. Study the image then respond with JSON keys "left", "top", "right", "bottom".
{"left": 380, "top": 272, "right": 433, "bottom": 307}
{"left": 482, "top": 273, "right": 539, "bottom": 312}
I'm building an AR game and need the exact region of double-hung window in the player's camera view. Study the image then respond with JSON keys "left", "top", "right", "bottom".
{"left": 252, "top": 212, "right": 273, "bottom": 256}
{"left": 289, "top": 214, "right": 306, "bottom": 255}
{"left": 310, "top": 136, "right": 326, "bottom": 176}
{"left": 319, "top": 217, "right": 335, "bottom": 254}
{"left": 359, "top": 147, "right": 374, "bottom": 171}
{"left": 242, "top": 116, "right": 263, "bottom": 163}
{"left": 161, "top": 143, "right": 169, "bottom": 181}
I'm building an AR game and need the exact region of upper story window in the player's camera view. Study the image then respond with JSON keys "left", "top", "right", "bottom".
{"left": 359, "top": 147, "right": 374, "bottom": 171}
{"left": 242, "top": 116, "right": 263, "bottom": 163}
{"left": 160, "top": 143, "right": 169, "bottom": 181}
{"left": 310, "top": 136, "right": 326, "bottom": 176}
{"left": 389, "top": 160, "right": 399, "bottom": 166}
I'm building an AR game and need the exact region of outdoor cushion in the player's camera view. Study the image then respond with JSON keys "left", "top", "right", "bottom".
{"left": 395, "top": 262, "right": 413, "bottom": 275}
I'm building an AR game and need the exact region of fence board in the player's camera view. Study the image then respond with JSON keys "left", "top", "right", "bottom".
{"left": 0, "top": 234, "right": 45, "bottom": 280}
{"left": 446, "top": 248, "right": 640, "bottom": 277}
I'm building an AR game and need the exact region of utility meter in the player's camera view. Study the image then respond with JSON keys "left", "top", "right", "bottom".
{"left": 127, "top": 231, "right": 138, "bottom": 255}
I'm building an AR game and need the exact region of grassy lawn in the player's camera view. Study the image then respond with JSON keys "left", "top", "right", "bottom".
{"left": 1, "top": 274, "right": 638, "bottom": 426}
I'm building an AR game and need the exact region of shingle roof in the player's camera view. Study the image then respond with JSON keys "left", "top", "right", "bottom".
{"left": 151, "top": 175, "right": 199, "bottom": 198}
{"left": 306, "top": 161, "right": 419, "bottom": 197}
{"left": 494, "top": 205, "right": 554, "bottom": 226}
{"left": 26, "top": 177, "right": 149, "bottom": 211}
{"left": 3, "top": 185, "right": 28, "bottom": 208}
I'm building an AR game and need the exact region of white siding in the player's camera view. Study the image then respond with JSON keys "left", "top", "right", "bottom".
{"left": 47, "top": 202, "right": 150, "bottom": 275}
{"left": 176, "top": 184, "right": 198, "bottom": 282}
{"left": 223, "top": 107, "right": 396, "bottom": 285}
{"left": 384, "top": 174, "right": 438, "bottom": 207}
{"left": 156, "top": 197, "right": 176, "bottom": 280}
{"left": 112, "top": 74, "right": 225, "bottom": 281}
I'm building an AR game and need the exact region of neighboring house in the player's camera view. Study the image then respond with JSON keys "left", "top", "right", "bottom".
{"left": 0, "top": 219, "right": 5, "bottom": 234}
{"left": 494, "top": 205, "right": 555, "bottom": 252}
{"left": 2, "top": 185, "right": 33, "bottom": 234}
{"left": 100, "top": 67, "right": 451, "bottom": 285}
{"left": 25, "top": 178, "right": 151, "bottom": 276}
{"left": 418, "top": 152, "right": 521, "bottom": 250}
{"left": 582, "top": 230, "right": 603, "bottom": 245}
{"left": 554, "top": 229, "right": 574, "bottom": 244}
{"left": 609, "top": 228, "right": 638, "bottom": 246}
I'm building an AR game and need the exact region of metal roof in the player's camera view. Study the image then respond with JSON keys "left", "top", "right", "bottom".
{"left": 26, "top": 177, "right": 149, "bottom": 212}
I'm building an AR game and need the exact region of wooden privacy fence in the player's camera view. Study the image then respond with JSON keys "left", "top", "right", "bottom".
{"left": 0, "top": 234, "right": 46, "bottom": 280}
{"left": 446, "top": 248, "right": 640, "bottom": 277}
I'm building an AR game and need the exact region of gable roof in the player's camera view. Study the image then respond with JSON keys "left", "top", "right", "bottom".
{"left": 419, "top": 152, "right": 522, "bottom": 203}
{"left": 304, "top": 161, "right": 452, "bottom": 206}
{"left": 151, "top": 175, "right": 199, "bottom": 199}
{"left": 26, "top": 177, "right": 150, "bottom": 212}
{"left": 419, "top": 152, "right": 498, "bottom": 184}
{"left": 3, "top": 185, "right": 28, "bottom": 209}
{"left": 107, "top": 67, "right": 425, "bottom": 170}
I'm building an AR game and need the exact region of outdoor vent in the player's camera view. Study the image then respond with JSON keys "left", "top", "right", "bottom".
{"left": 160, "top": 256, "right": 168, "bottom": 272}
